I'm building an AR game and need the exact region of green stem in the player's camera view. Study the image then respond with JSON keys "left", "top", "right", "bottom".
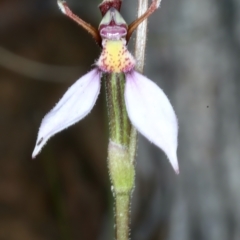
{"left": 108, "top": 140, "right": 133, "bottom": 240}
{"left": 105, "top": 73, "right": 131, "bottom": 146}
{"left": 104, "top": 1, "right": 149, "bottom": 238}
{"left": 115, "top": 194, "right": 131, "bottom": 240}
{"left": 105, "top": 73, "right": 135, "bottom": 240}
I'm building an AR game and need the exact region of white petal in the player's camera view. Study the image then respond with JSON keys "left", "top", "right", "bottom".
{"left": 125, "top": 71, "right": 179, "bottom": 173}
{"left": 32, "top": 69, "right": 101, "bottom": 158}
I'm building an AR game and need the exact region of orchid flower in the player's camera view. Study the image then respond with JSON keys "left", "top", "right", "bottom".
{"left": 32, "top": 0, "right": 179, "bottom": 173}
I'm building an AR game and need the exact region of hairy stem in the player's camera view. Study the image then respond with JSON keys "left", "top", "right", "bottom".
{"left": 115, "top": 194, "right": 131, "bottom": 240}
{"left": 105, "top": 0, "right": 150, "bottom": 239}
{"left": 105, "top": 73, "right": 131, "bottom": 146}
{"left": 105, "top": 73, "right": 134, "bottom": 240}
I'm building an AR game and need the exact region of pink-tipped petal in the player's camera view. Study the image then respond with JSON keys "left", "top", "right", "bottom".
{"left": 125, "top": 71, "right": 179, "bottom": 173}
{"left": 32, "top": 69, "right": 101, "bottom": 158}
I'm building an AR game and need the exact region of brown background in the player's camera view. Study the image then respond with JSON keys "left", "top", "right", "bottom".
{"left": 0, "top": 0, "right": 240, "bottom": 239}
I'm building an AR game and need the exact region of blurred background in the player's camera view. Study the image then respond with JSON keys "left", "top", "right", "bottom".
{"left": 0, "top": 0, "right": 240, "bottom": 239}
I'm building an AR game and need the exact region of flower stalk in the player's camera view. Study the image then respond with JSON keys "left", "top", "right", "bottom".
{"left": 105, "top": 0, "right": 152, "bottom": 239}
{"left": 105, "top": 73, "right": 131, "bottom": 146}
{"left": 105, "top": 72, "right": 134, "bottom": 239}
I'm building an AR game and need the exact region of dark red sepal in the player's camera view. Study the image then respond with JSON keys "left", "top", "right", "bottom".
{"left": 99, "top": 0, "right": 122, "bottom": 16}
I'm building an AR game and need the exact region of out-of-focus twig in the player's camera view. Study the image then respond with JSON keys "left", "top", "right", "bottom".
{"left": 134, "top": 0, "right": 149, "bottom": 72}
{"left": 0, "top": 46, "right": 82, "bottom": 83}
